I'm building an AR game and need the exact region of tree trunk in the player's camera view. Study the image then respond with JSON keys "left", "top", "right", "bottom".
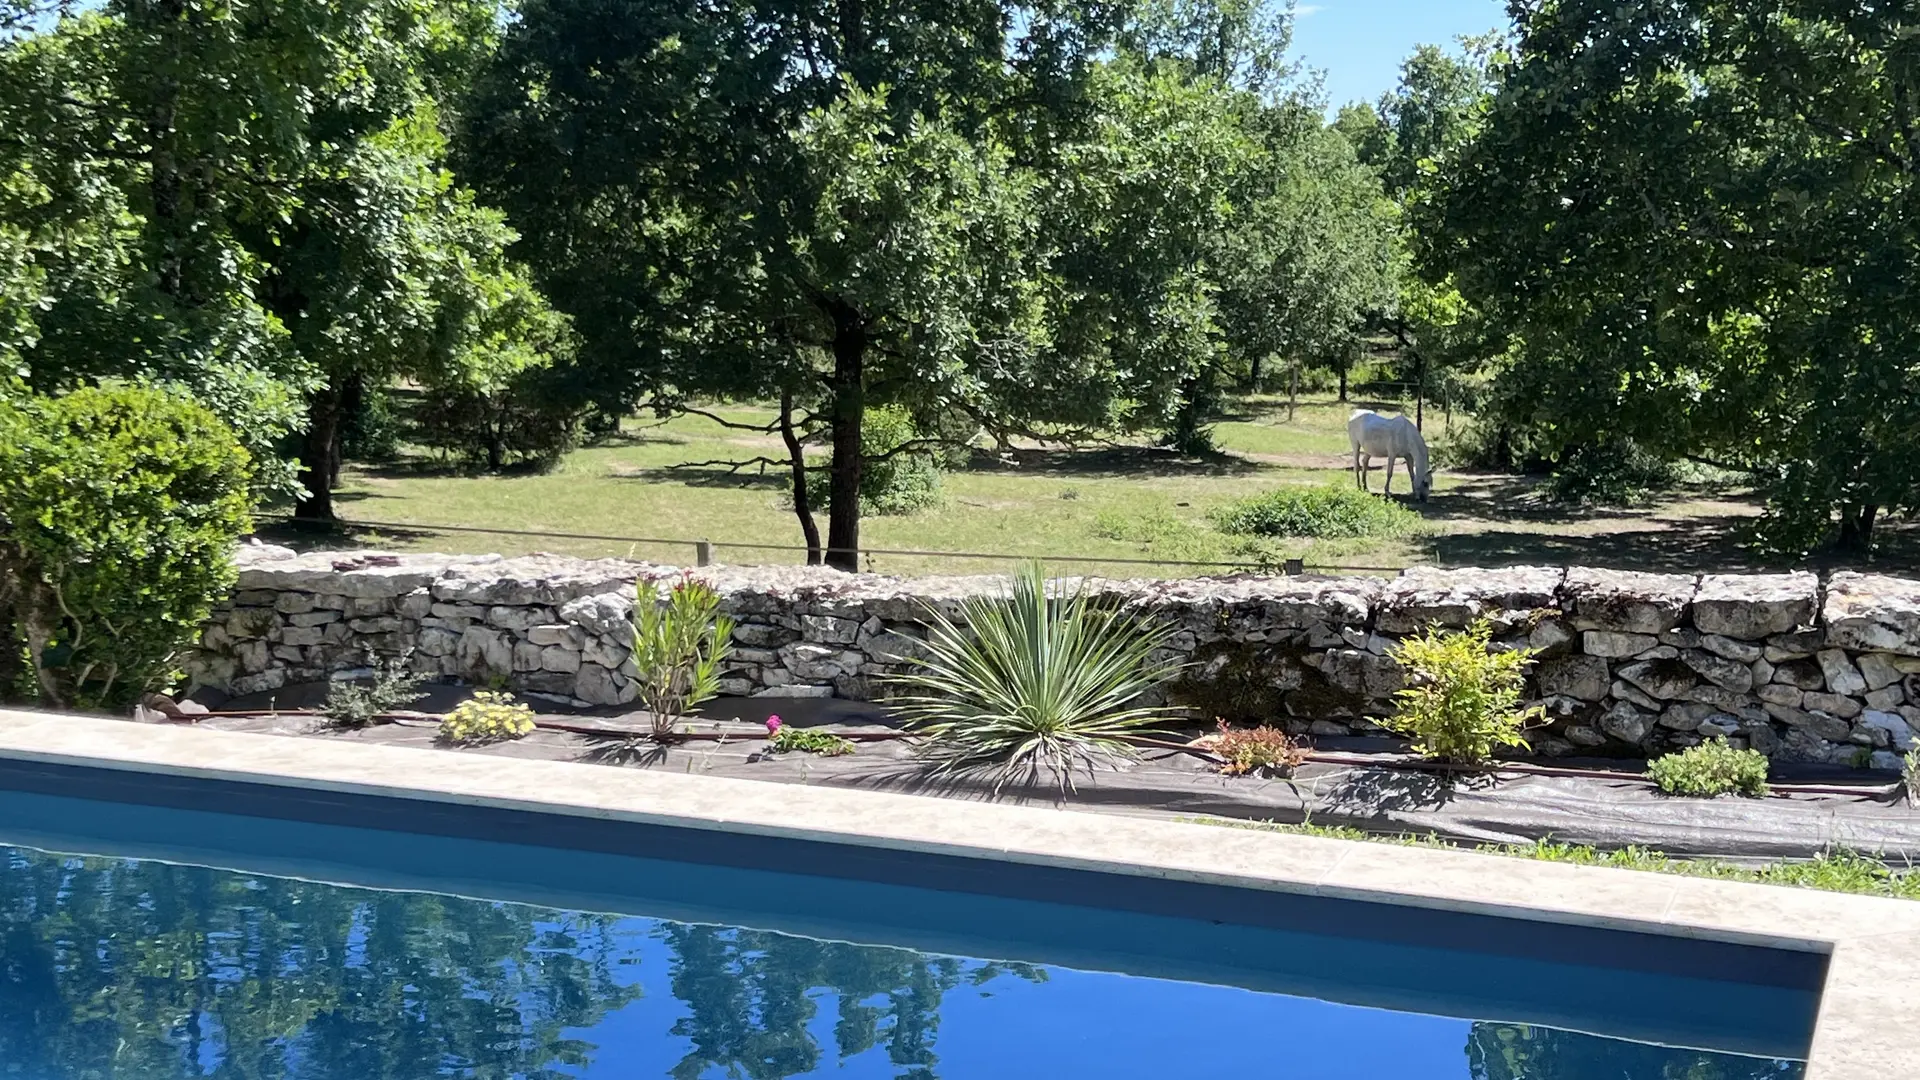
{"left": 1414, "top": 351, "right": 1426, "bottom": 432}
{"left": 1837, "top": 502, "right": 1879, "bottom": 553}
{"left": 779, "top": 389, "right": 823, "bottom": 565}
{"left": 330, "top": 373, "right": 362, "bottom": 488}
{"left": 295, "top": 384, "right": 345, "bottom": 523}
{"left": 1245, "top": 353, "right": 1264, "bottom": 391}
{"left": 1338, "top": 364, "right": 1348, "bottom": 403}
{"left": 824, "top": 310, "right": 866, "bottom": 573}
{"left": 1288, "top": 359, "right": 1298, "bottom": 422}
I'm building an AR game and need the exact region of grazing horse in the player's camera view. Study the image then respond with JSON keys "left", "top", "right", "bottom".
{"left": 1347, "top": 409, "right": 1432, "bottom": 502}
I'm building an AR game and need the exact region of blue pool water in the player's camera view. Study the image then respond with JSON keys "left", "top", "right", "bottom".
{"left": 0, "top": 768, "right": 1816, "bottom": 1079}
{"left": 0, "top": 844, "right": 1803, "bottom": 1079}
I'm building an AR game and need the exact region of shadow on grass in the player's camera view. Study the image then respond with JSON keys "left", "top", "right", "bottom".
{"left": 618, "top": 463, "right": 791, "bottom": 491}
{"left": 252, "top": 519, "right": 445, "bottom": 553}
{"left": 971, "top": 445, "right": 1266, "bottom": 480}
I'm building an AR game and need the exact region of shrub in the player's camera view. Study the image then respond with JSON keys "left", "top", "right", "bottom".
{"left": 1209, "top": 720, "right": 1308, "bottom": 777}
{"left": 768, "top": 718, "right": 855, "bottom": 757}
{"left": 1905, "top": 747, "right": 1920, "bottom": 805}
{"left": 414, "top": 365, "right": 583, "bottom": 472}
{"left": 1384, "top": 619, "right": 1543, "bottom": 764}
{"left": 439, "top": 690, "right": 536, "bottom": 744}
{"left": 888, "top": 562, "right": 1186, "bottom": 792}
{"left": 340, "top": 384, "right": 403, "bottom": 464}
{"left": 1648, "top": 738, "right": 1770, "bottom": 797}
{"left": 321, "top": 648, "right": 425, "bottom": 728}
{"left": 0, "top": 384, "right": 254, "bottom": 709}
{"left": 1543, "top": 436, "right": 1677, "bottom": 506}
{"left": 1210, "top": 485, "right": 1420, "bottom": 540}
{"left": 632, "top": 574, "right": 735, "bottom": 738}
{"left": 1432, "top": 416, "right": 1549, "bottom": 473}
{"left": 800, "top": 406, "right": 944, "bottom": 516}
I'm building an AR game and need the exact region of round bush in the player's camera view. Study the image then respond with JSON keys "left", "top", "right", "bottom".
{"left": 1210, "top": 484, "right": 1419, "bottom": 539}
{"left": 0, "top": 384, "right": 254, "bottom": 708}
{"left": 800, "top": 406, "right": 944, "bottom": 516}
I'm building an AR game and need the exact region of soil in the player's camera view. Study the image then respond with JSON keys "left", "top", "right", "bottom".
{"left": 174, "top": 682, "right": 1920, "bottom": 864}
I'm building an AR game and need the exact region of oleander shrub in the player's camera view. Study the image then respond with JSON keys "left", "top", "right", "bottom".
{"left": 439, "top": 690, "right": 536, "bottom": 744}
{"left": 1648, "top": 738, "right": 1770, "bottom": 797}
{"left": 632, "top": 574, "right": 734, "bottom": 738}
{"left": 0, "top": 384, "right": 254, "bottom": 709}
{"left": 1211, "top": 484, "right": 1419, "bottom": 539}
{"left": 1209, "top": 720, "right": 1309, "bottom": 777}
{"left": 1384, "top": 619, "right": 1543, "bottom": 764}
{"left": 888, "top": 562, "right": 1186, "bottom": 792}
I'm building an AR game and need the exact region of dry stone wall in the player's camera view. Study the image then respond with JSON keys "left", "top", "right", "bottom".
{"left": 192, "top": 545, "right": 1920, "bottom": 766}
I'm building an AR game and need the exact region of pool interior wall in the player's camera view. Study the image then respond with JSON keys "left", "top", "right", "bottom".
{"left": 0, "top": 758, "right": 1823, "bottom": 1060}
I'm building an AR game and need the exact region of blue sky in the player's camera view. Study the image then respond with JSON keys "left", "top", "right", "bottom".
{"left": 1288, "top": 0, "right": 1512, "bottom": 108}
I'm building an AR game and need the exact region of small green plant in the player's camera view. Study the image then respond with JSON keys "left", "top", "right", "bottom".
{"left": 632, "top": 573, "right": 735, "bottom": 739}
{"left": 439, "top": 690, "right": 536, "bottom": 744}
{"left": 1208, "top": 720, "right": 1309, "bottom": 777}
{"left": 889, "top": 562, "right": 1186, "bottom": 793}
{"left": 1210, "top": 484, "right": 1420, "bottom": 540}
{"left": 1384, "top": 619, "right": 1543, "bottom": 764}
{"left": 767, "top": 717, "right": 855, "bottom": 757}
{"left": 1647, "top": 738, "right": 1771, "bottom": 797}
{"left": 1905, "top": 747, "right": 1920, "bottom": 804}
{"left": 321, "top": 648, "right": 425, "bottom": 728}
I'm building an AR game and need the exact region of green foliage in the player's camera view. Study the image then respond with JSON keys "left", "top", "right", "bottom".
{"left": 340, "top": 385, "right": 403, "bottom": 464}
{"left": 1905, "top": 747, "right": 1920, "bottom": 805}
{"left": 1208, "top": 720, "right": 1307, "bottom": 777}
{"left": 1647, "top": 739, "right": 1770, "bottom": 798}
{"left": 1422, "top": 1, "right": 1920, "bottom": 554}
{"left": 438, "top": 690, "right": 535, "bottom": 744}
{"left": 1192, "top": 817, "right": 1920, "bottom": 902}
{"left": 1541, "top": 436, "right": 1679, "bottom": 506}
{"left": 632, "top": 575, "right": 734, "bottom": 739}
{"left": 1385, "top": 619, "right": 1542, "bottom": 764}
{"left": 0, "top": 384, "right": 253, "bottom": 708}
{"left": 1210, "top": 484, "right": 1420, "bottom": 539}
{"left": 321, "top": 648, "right": 426, "bottom": 728}
{"left": 769, "top": 726, "right": 856, "bottom": 757}
{"left": 801, "top": 407, "right": 944, "bottom": 516}
{"left": 888, "top": 563, "right": 1186, "bottom": 792}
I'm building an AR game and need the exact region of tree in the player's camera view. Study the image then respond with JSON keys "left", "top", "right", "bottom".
{"left": 1421, "top": 1, "right": 1920, "bottom": 552}
{"left": 466, "top": 0, "right": 1122, "bottom": 570}
{"left": 0, "top": 1, "right": 546, "bottom": 521}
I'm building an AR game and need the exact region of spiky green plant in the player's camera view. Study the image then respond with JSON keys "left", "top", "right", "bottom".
{"left": 888, "top": 563, "right": 1186, "bottom": 793}
{"left": 632, "top": 573, "right": 735, "bottom": 738}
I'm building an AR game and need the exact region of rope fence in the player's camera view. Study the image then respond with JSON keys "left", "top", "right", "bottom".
{"left": 252, "top": 514, "right": 1412, "bottom": 577}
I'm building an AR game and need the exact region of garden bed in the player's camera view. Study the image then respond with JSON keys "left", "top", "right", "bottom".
{"left": 174, "top": 683, "right": 1920, "bottom": 865}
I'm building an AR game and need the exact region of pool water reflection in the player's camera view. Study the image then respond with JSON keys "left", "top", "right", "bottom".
{"left": 0, "top": 845, "right": 1802, "bottom": 1079}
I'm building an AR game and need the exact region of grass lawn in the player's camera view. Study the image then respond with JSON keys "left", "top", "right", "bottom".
{"left": 270, "top": 391, "right": 1917, "bottom": 577}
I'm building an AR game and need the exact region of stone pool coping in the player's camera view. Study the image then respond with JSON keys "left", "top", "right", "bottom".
{"left": 0, "top": 709, "right": 1914, "bottom": 1078}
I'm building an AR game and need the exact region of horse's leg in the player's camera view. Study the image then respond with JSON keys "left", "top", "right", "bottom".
{"left": 1352, "top": 446, "right": 1363, "bottom": 490}
{"left": 1385, "top": 455, "right": 1397, "bottom": 495}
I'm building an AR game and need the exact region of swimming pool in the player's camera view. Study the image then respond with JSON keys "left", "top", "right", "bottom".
{"left": 0, "top": 749, "right": 1821, "bottom": 1079}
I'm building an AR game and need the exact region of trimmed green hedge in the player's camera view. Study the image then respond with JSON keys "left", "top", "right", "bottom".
{"left": 0, "top": 384, "right": 254, "bottom": 708}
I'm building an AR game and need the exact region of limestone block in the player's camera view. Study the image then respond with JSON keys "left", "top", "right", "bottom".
{"left": 1823, "top": 571, "right": 1920, "bottom": 657}
{"left": 1692, "top": 572, "right": 1818, "bottom": 639}
{"left": 1561, "top": 568, "right": 1695, "bottom": 633}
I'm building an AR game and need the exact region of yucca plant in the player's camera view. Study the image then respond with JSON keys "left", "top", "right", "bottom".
{"left": 888, "top": 563, "right": 1187, "bottom": 793}
{"left": 632, "top": 573, "right": 735, "bottom": 738}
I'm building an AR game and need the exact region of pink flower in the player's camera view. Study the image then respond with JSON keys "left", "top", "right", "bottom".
{"left": 766, "top": 715, "right": 783, "bottom": 735}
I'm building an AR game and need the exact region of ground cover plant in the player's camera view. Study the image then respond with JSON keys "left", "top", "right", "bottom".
{"left": 1189, "top": 818, "right": 1920, "bottom": 902}
{"left": 1647, "top": 739, "right": 1771, "bottom": 798}
{"left": 1384, "top": 619, "right": 1543, "bottom": 764}
{"left": 1208, "top": 720, "right": 1309, "bottom": 777}
{"left": 766, "top": 716, "right": 855, "bottom": 757}
{"left": 439, "top": 690, "right": 536, "bottom": 744}
{"left": 889, "top": 562, "right": 1185, "bottom": 792}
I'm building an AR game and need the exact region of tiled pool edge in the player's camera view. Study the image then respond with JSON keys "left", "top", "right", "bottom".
{"left": 0, "top": 710, "right": 1913, "bottom": 1078}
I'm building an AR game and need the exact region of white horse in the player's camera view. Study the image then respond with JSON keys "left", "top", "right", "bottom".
{"left": 1348, "top": 409, "right": 1432, "bottom": 502}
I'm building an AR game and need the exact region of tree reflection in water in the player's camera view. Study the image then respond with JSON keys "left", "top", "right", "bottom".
{"left": 0, "top": 845, "right": 1806, "bottom": 1079}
